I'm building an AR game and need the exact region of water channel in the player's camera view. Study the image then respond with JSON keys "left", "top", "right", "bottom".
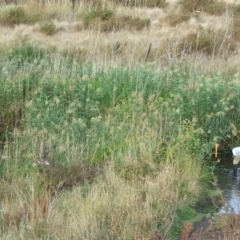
{"left": 217, "top": 152, "right": 240, "bottom": 214}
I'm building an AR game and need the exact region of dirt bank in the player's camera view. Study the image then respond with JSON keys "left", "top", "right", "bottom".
{"left": 185, "top": 214, "right": 240, "bottom": 240}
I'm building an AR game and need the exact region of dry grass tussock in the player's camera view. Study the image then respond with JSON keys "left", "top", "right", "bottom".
{"left": 0, "top": 0, "right": 240, "bottom": 70}
{"left": 0, "top": 158, "right": 204, "bottom": 239}
{"left": 0, "top": 108, "right": 207, "bottom": 238}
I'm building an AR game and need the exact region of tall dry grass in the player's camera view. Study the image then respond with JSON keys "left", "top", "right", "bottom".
{"left": 0, "top": 139, "right": 207, "bottom": 239}
{"left": 0, "top": 0, "right": 240, "bottom": 71}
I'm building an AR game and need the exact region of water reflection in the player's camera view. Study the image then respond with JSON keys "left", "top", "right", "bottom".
{"left": 218, "top": 168, "right": 240, "bottom": 214}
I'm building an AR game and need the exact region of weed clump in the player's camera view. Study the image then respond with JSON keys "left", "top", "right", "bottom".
{"left": 203, "top": 1, "right": 226, "bottom": 16}
{"left": 164, "top": 12, "right": 190, "bottom": 26}
{"left": 84, "top": 9, "right": 150, "bottom": 32}
{"left": 83, "top": 9, "right": 114, "bottom": 27}
{"left": 0, "top": 5, "right": 42, "bottom": 27}
{"left": 40, "top": 21, "right": 58, "bottom": 36}
{"left": 0, "top": 6, "right": 27, "bottom": 27}
{"left": 110, "top": 0, "right": 167, "bottom": 8}
{"left": 180, "top": 0, "right": 226, "bottom": 15}
{"left": 8, "top": 42, "right": 45, "bottom": 63}
{"left": 113, "top": 15, "right": 151, "bottom": 31}
{"left": 233, "top": 18, "right": 240, "bottom": 41}
{"left": 182, "top": 28, "right": 236, "bottom": 56}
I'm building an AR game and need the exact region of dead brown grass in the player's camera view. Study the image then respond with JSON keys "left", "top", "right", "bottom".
{"left": 0, "top": 2, "right": 239, "bottom": 72}
{"left": 233, "top": 17, "right": 240, "bottom": 41}
{"left": 187, "top": 214, "right": 240, "bottom": 240}
{"left": 164, "top": 12, "right": 191, "bottom": 26}
{"left": 182, "top": 28, "right": 236, "bottom": 56}
{"left": 180, "top": 0, "right": 227, "bottom": 16}
{"left": 110, "top": 0, "right": 167, "bottom": 8}
{"left": 83, "top": 9, "right": 150, "bottom": 32}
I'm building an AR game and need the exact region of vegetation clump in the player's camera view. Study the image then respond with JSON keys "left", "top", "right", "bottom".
{"left": 0, "top": 6, "right": 28, "bottom": 27}
{"left": 0, "top": 41, "right": 240, "bottom": 238}
{"left": 182, "top": 28, "right": 236, "bottom": 56}
{"left": 40, "top": 21, "right": 58, "bottom": 35}
{"left": 164, "top": 12, "right": 191, "bottom": 26}
{"left": 110, "top": 0, "right": 167, "bottom": 8}
{"left": 233, "top": 18, "right": 240, "bottom": 41}
{"left": 180, "top": 0, "right": 226, "bottom": 15}
{"left": 1, "top": 0, "right": 240, "bottom": 238}
{"left": 83, "top": 9, "right": 114, "bottom": 27}
{"left": 84, "top": 9, "right": 150, "bottom": 31}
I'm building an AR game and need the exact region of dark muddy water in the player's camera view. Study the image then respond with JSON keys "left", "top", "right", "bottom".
{"left": 217, "top": 153, "right": 240, "bottom": 214}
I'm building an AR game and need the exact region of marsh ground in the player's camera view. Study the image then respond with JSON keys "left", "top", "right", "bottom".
{"left": 1, "top": 1, "right": 240, "bottom": 239}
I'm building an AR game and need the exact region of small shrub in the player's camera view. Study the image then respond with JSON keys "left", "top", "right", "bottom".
{"left": 73, "top": 22, "right": 84, "bottom": 32}
{"left": 233, "top": 18, "right": 240, "bottom": 42}
{"left": 0, "top": 6, "right": 27, "bottom": 27}
{"left": 34, "top": 140, "right": 101, "bottom": 192}
{"left": 39, "top": 161, "right": 101, "bottom": 193}
{"left": 86, "top": 13, "right": 150, "bottom": 32}
{"left": 83, "top": 0, "right": 106, "bottom": 9}
{"left": 40, "top": 22, "right": 57, "bottom": 36}
{"left": 87, "top": 17, "right": 113, "bottom": 31}
{"left": 83, "top": 9, "right": 114, "bottom": 28}
{"left": 61, "top": 48, "right": 88, "bottom": 62}
{"left": 112, "top": 15, "right": 150, "bottom": 31}
{"left": 180, "top": 0, "right": 209, "bottom": 12}
{"left": 164, "top": 13, "right": 190, "bottom": 26}
{"left": 180, "top": 0, "right": 226, "bottom": 15}
{"left": 8, "top": 43, "right": 45, "bottom": 62}
{"left": 110, "top": 0, "right": 167, "bottom": 8}
{"left": 203, "top": 1, "right": 226, "bottom": 16}
{"left": 232, "top": 4, "right": 240, "bottom": 18}
{"left": 144, "top": 0, "right": 168, "bottom": 8}
{"left": 3, "top": 0, "right": 19, "bottom": 3}
{"left": 182, "top": 28, "right": 236, "bottom": 55}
